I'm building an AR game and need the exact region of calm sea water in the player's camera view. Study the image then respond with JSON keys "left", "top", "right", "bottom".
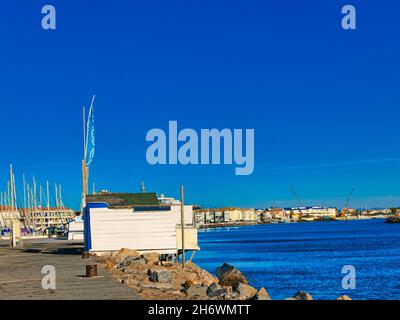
{"left": 193, "top": 219, "right": 400, "bottom": 300}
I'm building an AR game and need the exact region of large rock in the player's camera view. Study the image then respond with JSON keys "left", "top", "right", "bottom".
{"left": 122, "top": 262, "right": 146, "bottom": 274}
{"left": 207, "top": 282, "right": 228, "bottom": 298}
{"left": 233, "top": 282, "right": 257, "bottom": 299}
{"left": 215, "top": 263, "right": 248, "bottom": 286}
{"left": 336, "top": 295, "right": 352, "bottom": 300}
{"left": 97, "top": 252, "right": 120, "bottom": 266}
{"left": 148, "top": 268, "right": 172, "bottom": 283}
{"left": 115, "top": 248, "right": 141, "bottom": 261}
{"left": 142, "top": 252, "right": 160, "bottom": 265}
{"left": 118, "top": 256, "right": 146, "bottom": 269}
{"left": 141, "top": 282, "right": 174, "bottom": 290}
{"left": 185, "top": 284, "right": 208, "bottom": 299}
{"left": 183, "top": 280, "right": 195, "bottom": 289}
{"left": 253, "top": 287, "right": 271, "bottom": 300}
{"left": 186, "top": 262, "right": 218, "bottom": 286}
{"left": 290, "top": 291, "right": 313, "bottom": 300}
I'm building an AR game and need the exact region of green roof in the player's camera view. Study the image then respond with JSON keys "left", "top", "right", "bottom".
{"left": 86, "top": 192, "right": 160, "bottom": 207}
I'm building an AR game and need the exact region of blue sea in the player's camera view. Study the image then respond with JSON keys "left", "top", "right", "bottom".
{"left": 193, "top": 219, "right": 400, "bottom": 300}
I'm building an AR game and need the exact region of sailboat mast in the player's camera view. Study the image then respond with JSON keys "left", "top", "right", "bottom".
{"left": 9, "top": 165, "right": 14, "bottom": 210}
{"left": 23, "top": 174, "right": 26, "bottom": 213}
{"left": 46, "top": 181, "right": 50, "bottom": 210}
{"left": 33, "top": 176, "right": 37, "bottom": 211}
{"left": 40, "top": 185, "right": 43, "bottom": 208}
{"left": 55, "top": 183, "right": 58, "bottom": 208}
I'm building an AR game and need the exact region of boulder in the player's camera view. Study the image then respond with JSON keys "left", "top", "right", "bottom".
{"left": 148, "top": 269, "right": 172, "bottom": 283}
{"left": 122, "top": 262, "right": 146, "bottom": 274}
{"left": 96, "top": 253, "right": 112, "bottom": 263}
{"left": 97, "top": 252, "right": 119, "bottom": 266}
{"left": 233, "top": 282, "right": 257, "bottom": 299}
{"left": 115, "top": 248, "right": 141, "bottom": 261}
{"left": 253, "top": 287, "right": 271, "bottom": 300}
{"left": 183, "top": 280, "right": 195, "bottom": 289}
{"left": 185, "top": 284, "right": 208, "bottom": 299}
{"left": 223, "top": 292, "right": 240, "bottom": 300}
{"left": 141, "top": 282, "right": 174, "bottom": 290}
{"left": 142, "top": 252, "right": 160, "bottom": 265}
{"left": 118, "top": 256, "right": 146, "bottom": 269}
{"left": 223, "top": 285, "right": 233, "bottom": 294}
{"left": 215, "top": 263, "right": 248, "bottom": 286}
{"left": 336, "top": 295, "right": 352, "bottom": 300}
{"left": 291, "top": 291, "right": 313, "bottom": 300}
{"left": 185, "top": 262, "right": 219, "bottom": 286}
{"left": 206, "top": 282, "right": 228, "bottom": 298}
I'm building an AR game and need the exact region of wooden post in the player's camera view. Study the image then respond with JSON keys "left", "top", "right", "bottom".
{"left": 180, "top": 185, "right": 185, "bottom": 269}
{"left": 82, "top": 160, "right": 88, "bottom": 197}
{"left": 82, "top": 106, "right": 88, "bottom": 210}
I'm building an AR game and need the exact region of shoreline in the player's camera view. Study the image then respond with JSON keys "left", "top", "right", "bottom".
{"left": 197, "top": 215, "right": 389, "bottom": 230}
{"left": 97, "top": 248, "right": 347, "bottom": 300}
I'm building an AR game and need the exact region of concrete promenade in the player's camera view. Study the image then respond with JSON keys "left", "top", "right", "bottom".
{"left": 0, "top": 239, "right": 139, "bottom": 300}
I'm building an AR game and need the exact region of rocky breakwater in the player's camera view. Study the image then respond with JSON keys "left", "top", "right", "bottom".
{"left": 97, "top": 248, "right": 220, "bottom": 300}
{"left": 385, "top": 216, "right": 400, "bottom": 223}
{"left": 96, "top": 249, "right": 351, "bottom": 300}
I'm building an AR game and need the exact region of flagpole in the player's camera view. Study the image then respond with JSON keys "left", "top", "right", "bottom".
{"left": 82, "top": 106, "right": 88, "bottom": 211}
{"left": 82, "top": 95, "right": 95, "bottom": 210}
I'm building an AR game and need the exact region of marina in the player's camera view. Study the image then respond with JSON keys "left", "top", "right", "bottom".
{"left": 0, "top": 166, "right": 76, "bottom": 239}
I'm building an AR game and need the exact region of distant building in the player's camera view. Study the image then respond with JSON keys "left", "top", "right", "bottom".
{"left": 363, "top": 208, "right": 391, "bottom": 216}
{"left": 158, "top": 194, "right": 181, "bottom": 205}
{"left": 266, "top": 208, "right": 287, "bottom": 220}
{"left": 283, "top": 206, "right": 337, "bottom": 219}
{"left": 0, "top": 205, "right": 75, "bottom": 231}
{"left": 194, "top": 207, "right": 257, "bottom": 226}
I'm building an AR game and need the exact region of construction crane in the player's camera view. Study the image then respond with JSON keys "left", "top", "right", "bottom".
{"left": 340, "top": 188, "right": 354, "bottom": 218}
{"left": 289, "top": 186, "right": 304, "bottom": 219}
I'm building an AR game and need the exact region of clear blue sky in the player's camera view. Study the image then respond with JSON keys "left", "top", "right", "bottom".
{"left": 1, "top": 0, "right": 400, "bottom": 210}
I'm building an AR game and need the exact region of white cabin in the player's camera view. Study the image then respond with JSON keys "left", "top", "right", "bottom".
{"left": 83, "top": 192, "right": 199, "bottom": 255}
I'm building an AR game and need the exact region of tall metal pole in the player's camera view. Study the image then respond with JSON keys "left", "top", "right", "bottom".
{"left": 33, "top": 176, "right": 37, "bottom": 211}
{"left": 0, "top": 193, "right": 4, "bottom": 229}
{"left": 23, "top": 174, "right": 26, "bottom": 213}
{"left": 46, "top": 181, "right": 50, "bottom": 210}
{"left": 180, "top": 185, "right": 185, "bottom": 269}
{"left": 27, "top": 186, "right": 30, "bottom": 212}
{"left": 82, "top": 106, "right": 88, "bottom": 206}
{"left": 9, "top": 165, "right": 14, "bottom": 211}
{"left": 39, "top": 185, "right": 43, "bottom": 208}
{"left": 83, "top": 106, "right": 86, "bottom": 157}
{"left": 55, "top": 184, "right": 58, "bottom": 208}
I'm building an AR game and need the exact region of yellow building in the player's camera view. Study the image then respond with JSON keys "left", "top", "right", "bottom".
{"left": 194, "top": 207, "right": 257, "bottom": 225}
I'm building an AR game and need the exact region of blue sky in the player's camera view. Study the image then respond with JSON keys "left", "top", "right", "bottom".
{"left": 1, "top": 0, "right": 400, "bottom": 210}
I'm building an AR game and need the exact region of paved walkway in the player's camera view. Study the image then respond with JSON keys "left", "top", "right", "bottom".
{"left": 0, "top": 239, "right": 139, "bottom": 300}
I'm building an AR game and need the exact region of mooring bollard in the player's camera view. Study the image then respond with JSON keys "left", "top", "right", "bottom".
{"left": 86, "top": 264, "right": 98, "bottom": 277}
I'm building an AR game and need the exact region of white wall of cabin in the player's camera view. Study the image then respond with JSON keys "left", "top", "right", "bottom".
{"left": 88, "top": 205, "right": 194, "bottom": 253}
